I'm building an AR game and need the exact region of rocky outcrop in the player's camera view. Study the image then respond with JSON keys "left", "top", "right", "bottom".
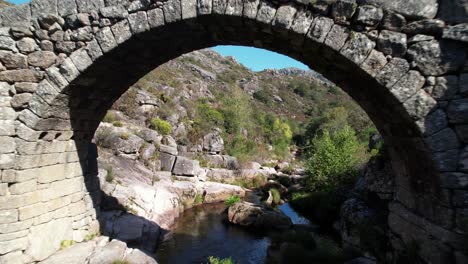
{"left": 202, "top": 128, "right": 224, "bottom": 154}
{"left": 228, "top": 201, "right": 292, "bottom": 229}
{"left": 40, "top": 237, "right": 157, "bottom": 264}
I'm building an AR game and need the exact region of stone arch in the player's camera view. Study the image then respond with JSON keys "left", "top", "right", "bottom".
{"left": 0, "top": 0, "right": 466, "bottom": 263}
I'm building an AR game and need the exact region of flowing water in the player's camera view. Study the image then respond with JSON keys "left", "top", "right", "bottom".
{"left": 155, "top": 193, "right": 315, "bottom": 264}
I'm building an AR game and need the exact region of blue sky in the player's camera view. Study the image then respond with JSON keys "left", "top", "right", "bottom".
{"left": 212, "top": 46, "right": 309, "bottom": 71}
{"left": 6, "top": 0, "right": 29, "bottom": 4}
{"left": 7, "top": 1, "right": 308, "bottom": 71}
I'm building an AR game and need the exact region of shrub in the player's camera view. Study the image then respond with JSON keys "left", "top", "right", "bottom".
{"left": 225, "top": 195, "right": 241, "bottom": 207}
{"left": 208, "top": 256, "right": 234, "bottom": 264}
{"left": 106, "top": 166, "right": 114, "bottom": 183}
{"left": 120, "top": 133, "right": 129, "bottom": 140}
{"left": 103, "top": 111, "right": 116, "bottom": 123}
{"left": 113, "top": 121, "right": 123, "bottom": 127}
{"left": 305, "top": 126, "right": 366, "bottom": 191}
{"left": 149, "top": 118, "right": 173, "bottom": 135}
{"left": 269, "top": 188, "right": 281, "bottom": 205}
{"left": 253, "top": 89, "right": 271, "bottom": 104}
{"left": 194, "top": 193, "right": 204, "bottom": 205}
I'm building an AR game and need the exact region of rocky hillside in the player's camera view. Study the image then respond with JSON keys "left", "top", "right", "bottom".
{"left": 0, "top": 0, "right": 11, "bottom": 8}
{"left": 101, "top": 49, "right": 372, "bottom": 165}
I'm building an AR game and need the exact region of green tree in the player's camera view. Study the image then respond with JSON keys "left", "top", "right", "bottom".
{"left": 305, "top": 126, "right": 366, "bottom": 191}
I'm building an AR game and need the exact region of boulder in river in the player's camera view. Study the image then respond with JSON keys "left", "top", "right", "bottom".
{"left": 228, "top": 201, "right": 292, "bottom": 229}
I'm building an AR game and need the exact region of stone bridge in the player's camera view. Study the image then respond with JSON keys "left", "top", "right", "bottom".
{"left": 0, "top": 0, "right": 466, "bottom": 262}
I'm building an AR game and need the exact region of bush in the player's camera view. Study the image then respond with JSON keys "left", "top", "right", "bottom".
{"left": 270, "top": 188, "right": 281, "bottom": 205}
{"left": 194, "top": 193, "right": 204, "bottom": 205}
{"left": 119, "top": 133, "right": 129, "bottom": 140}
{"left": 253, "top": 89, "right": 271, "bottom": 104}
{"left": 225, "top": 195, "right": 241, "bottom": 207}
{"left": 103, "top": 111, "right": 116, "bottom": 123}
{"left": 113, "top": 121, "right": 123, "bottom": 127}
{"left": 208, "top": 256, "right": 234, "bottom": 264}
{"left": 305, "top": 126, "right": 366, "bottom": 191}
{"left": 106, "top": 166, "right": 114, "bottom": 183}
{"left": 149, "top": 118, "right": 173, "bottom": 135}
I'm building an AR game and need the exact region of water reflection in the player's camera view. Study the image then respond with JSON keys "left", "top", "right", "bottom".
{"left": 156, "top": 203, "right": 271, "bottom": 264}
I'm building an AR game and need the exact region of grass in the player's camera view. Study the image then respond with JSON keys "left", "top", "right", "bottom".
{"left": 225, "top": 195, "right": 241, "bottom": 207}
{"left": 231, "top": 174, "right": 267, "bottom": 189}
{"left": 208, "top": 256, "right": 234, "bottom": 264}
{"left": 106, "top": 166, "right": 114, "bottom": 183}
{"left": 60, "top": 240, "right": 75, "bottom": 250}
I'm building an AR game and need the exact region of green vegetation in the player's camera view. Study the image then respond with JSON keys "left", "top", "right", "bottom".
{"left": 305, "top": 126, "right": 366, "bottom": 191}
{"left": 84, "top": 232, "right": 99, "bottom": 242}
{"left": 231, "top": 174, "right": 267, "bottom": 189}
{"left": 194, "top": 193, "right": 204, "bottom": 205}
{"left": 103, "top": 111, "right": 116, "bottom": 123}
{"left": 208, "top": 256, "right": 234, "bottom": 264}
{"left": 269, "top": 188, "right": 281, "bottom": 205}
{"left": 225, "top": 195, "right": 241, "bottom": 207}
{"left": 113, "top": 121, "right": 123, "bottom": 127}
{"left": 106, "top": 166, "right": 114, "bottom": 183}
{"left": 120, "top": 133, "right": 129, "bottom": 140}
{"left": 150, "top": 118, "right": 173, "bottom": 135}
{"left": 60, "top": 240, "right": 75, "bottom": 250}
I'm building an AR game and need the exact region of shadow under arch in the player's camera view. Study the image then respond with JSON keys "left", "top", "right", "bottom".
{"left": 34, "top": 9, "right": 445, "bottom": 262}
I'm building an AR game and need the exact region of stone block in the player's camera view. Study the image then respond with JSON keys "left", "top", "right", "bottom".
{"left": 340, "top": 32, "right": 375, "bottom": 65}
{"left": 243, "top": 0, "right": 259, "bottom": 19}
{"left": 173, "top": 156, "right": 200, "bottom": 176}
{"left": 128, "top": 11, "right": 149, "bottom": 34}
{"left": 407, "top": 40, "right": 466, "bottom": 76}
{"left": 0, "top": 136, "right": 15, "bottom": 154}
{"left": 354, "top": 5, "right": 383, "bottom": 27}
{"left": 256, "top": 1, "right": 276, "bottom": 24}
{"left": 9, "top": 179, "right": 37, "bottom": 195}
{"left": 0, "top": 209, "right": 18, "bottom": 224}
{"left": 448, "top": 99, "right": 468, "bottom": 124}
{"left": 388, "top": 70, "right": 425, "bottom": 103}
{"left": 404, "top": 90, "right": 437, "bottom": 120}
{"left": 26, "top": 217, "right": 73, "bottom": 261}
{"left": 376, "top": 58, "right": 409, "bottom": 87}
{"left": 290, "top": 10, "right": 313, "bottom": 35}
{"left": 0, "top": 236, "right": 28, "bottom": 255}
{"left": 324, "top": 24, "right": 350, "bottom": 51}
{"left": 163, "top": 0, "right": 182, "bottom": 23}
{"left": 95, "top": 27, "right": 117, "bottom": 53}
{"left": 377, "top": 30, "right": 407, "bottom": 57}
{"left": 307, "top": 16, "right": 334, "bottom": 43}
{"left": 432, "top": 75, "right": 459, "bottom": 100}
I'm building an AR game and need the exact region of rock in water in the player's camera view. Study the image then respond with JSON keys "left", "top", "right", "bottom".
{"left": 228, "top": 201, "right": 292, "bottom": 229}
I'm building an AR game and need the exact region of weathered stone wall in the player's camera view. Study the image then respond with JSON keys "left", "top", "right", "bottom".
{"left": 0, "top": 0, "right": 466, "bottom": 263}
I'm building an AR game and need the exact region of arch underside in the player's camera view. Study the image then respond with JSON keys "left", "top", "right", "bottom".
{"left": 0, "top": 0, "right": 466, "bottom": 263}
